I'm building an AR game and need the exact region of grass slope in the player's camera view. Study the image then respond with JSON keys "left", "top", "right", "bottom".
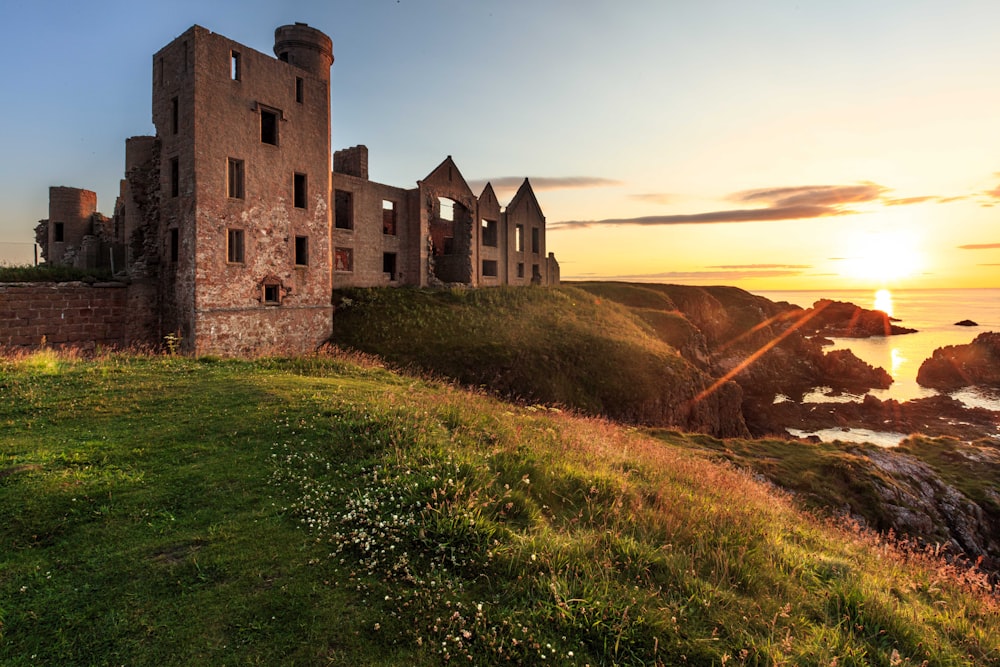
{"left": 1, "top": 350, "right": 997, "bottom": 665}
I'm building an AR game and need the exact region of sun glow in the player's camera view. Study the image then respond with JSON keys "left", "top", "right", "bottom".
{"left": 873, "top": 288, "right": 894, "bottom": 316}
{"left": 839, "top": 230, "right": 923, "bottom": 285}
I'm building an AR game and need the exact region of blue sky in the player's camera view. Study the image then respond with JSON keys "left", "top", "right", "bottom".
{"left": 2, "top": 0, "right": 999, "bottom": 289}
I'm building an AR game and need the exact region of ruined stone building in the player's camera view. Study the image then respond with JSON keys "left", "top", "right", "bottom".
{"left": 31, "top": 23, "right": 559, "bottom": 354}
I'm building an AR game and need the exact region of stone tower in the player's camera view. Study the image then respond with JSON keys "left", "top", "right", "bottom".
{"left": 145, "top": 23, "right": 334, "bottom": 354}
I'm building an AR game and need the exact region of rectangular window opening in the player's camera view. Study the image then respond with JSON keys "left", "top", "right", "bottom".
{"left": 169, "top": 228, "right": 179, "bottom": 262}
{"left": 439, "top": 198, "right": 454, "bottom": 221}
{"left": 515, "top": 224, "right": 524, "bottom": 252}
{"left": 295, "top": 76, "right": 304, "bottom": 103}
{"left": 263, "top": 283, "right": 281, "bottom": 304}
{"left": 170, "top": 157, "right": 179, "bottom": 198}
{"left": 481, "top": 218, "right": 497, "bottom": 247}
{"left": 382, "top": 200, "right": 397, "bottom": 235}
{"left": 295, "top": 235, "right": 309, "bottom": 266}
{"left": 335, "top": 190, "right": 354, "bottom": 229}
{"left": 383, "top": 252, "right": 397, "bottom": 281}
{"left": 260, "top": 108, "right": 278, "bottom": 145}
{"left": 54, "top": 222, "right": 65, "bottom": 243}
{"left": 531, "top": 227, "right": 540, "bottom": 254}
{"left": 227, "top": 158, "right": 244, "bottom": 199}
{"left": 482, "top": 259, "right": 498, "bottom": 277}
{"left": 231, "top": 51, "right": 241, "bottom": 80}
{"left": 335, "top": 247, "right": 353, "bottom": 272}
{"left": 171, "top": 96, "right": 179, "bottom": 134}
{"left": 293, "top": 173, "right": 307, "bottom": 208}
{"left": 516, "top": 262, "right": 524, "bottom": 279}
{"left": 227, "top": 228, "right": 245, "bottom": 263}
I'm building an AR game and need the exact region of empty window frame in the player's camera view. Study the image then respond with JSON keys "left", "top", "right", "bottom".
{"left": 260, "top": 108, "right": 279, "bottom": 145}
{"left": 383, "top": 252, "right": 397, "bottom": 281}
{"left": 515, "top": 224, "right": 524, "bottom": 252}
{"left": 334, "top": 247, "right": 353, "bottom": 272}
{"left": 169, "top": 228, "right": 179, "bottom": 262}
{"left": 263, "top": 282, "right": 281, "bottom": 304}
{"left": 293, "top": 173, "right": 307, "bottom": 208}
{"left": 482, "top": 259, "right": 498, "bottom": 277}
{"left": 231, "top": 50, "right": 241, "bottom": 80}
{"left": 294, "top": 235, "right": 309, "bottom": 266}
{"left": 170, "top": 157, "right": 179, "bottom": 197}
{"left": 171, "top": 96, "right": 179, "bottom": 134}
{"left": 334, "top": 190, "right": 353, "bottom": 229}
{"left": 531, "top": 227, "right": 540, "bottom": 253}
{"left": 439, "top": 197, "right": 454, "bottom": 221}
{"left": 295, "top": 76, "right": 304, "bottom": 103}
{"left": 516, "top": 262, "right": 524, "bottom": 278}
{"left": 481, "top": 219, "right": 497, "bottom": 247}
{"left": 227, "top": 158, "right": 244, "bottom": 199}
{"left": 54, "top": 222, "right": 65, "bottom": 243}
{"left": 227, "top": 228, "right": 245, "bottom": 263}
{"left": 382, "top": 200, "right": 397, "bottom": 235}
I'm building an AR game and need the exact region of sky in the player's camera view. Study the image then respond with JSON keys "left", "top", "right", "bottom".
{"left": 1, "top": 0, "right": 999, "bottom": 291}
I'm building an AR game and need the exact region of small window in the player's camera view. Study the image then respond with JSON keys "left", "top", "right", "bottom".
{"left": 231, "top": 51, "right": 241, "bottom": 80}
{"left": 263, "top": 283, "right": 281, "bottom": 304}
{"left": 515, "top": 224, "right": 524, "bottom": 252}
{"left": 227, "top": 228, "right": 245, "bottom": 263}
{"left": 531, "top": 227, "right": 540, "bottom": 253}
{"left": 169, "top": 228, "right": 179, "bottom": 262}
{"left": 261, "top": 109, "right": 278, "bottom": 145}
{"left": 335, "top": 190, "right": 353, "bottom": 229}
{"left": 171, "top": 96, "right": 179, "bottom": 134}
{"left": 170, "top": 157, "right": 179, "bottom": 198}
{"left": 335, "top": 247, "right": 353, "bottom": 272}
{"left": 482, "top": 260, "right": 498, "bottom": 277}
{"left": 295, "top": 235, "right": 309, "bottom": 266}
{"left": 295, "top": 76, "right": 304, "bottom": 103}
{"left": 383, "top": 252, "right": 397, "bottom": 281}
{"left": 54, "top": 222, "right": 65, "bottom": 243}
{"left": 481, "top": 219, "right": 497, "bottom": 247}
{"left": 532, "top": 264, "right": 541, "bottom": 283}
{"left": 382, "top": 200, "right": 397, "bottom": 235}
{"left": 517, "top": 262, "right": 524, "bottom": 278}
{"left": 294, "top": 173, "right": 307, "bottom": 209}
{"left": 228, "top": 158, "right": 244, "bottom": 199}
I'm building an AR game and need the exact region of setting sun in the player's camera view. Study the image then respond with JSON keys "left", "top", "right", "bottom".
{"left": 839, "top": 230, "right": 923, "bottom": 285}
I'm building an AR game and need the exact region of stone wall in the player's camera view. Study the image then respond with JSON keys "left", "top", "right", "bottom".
{"left": 0, "top": 282, "right": 128, "bottom": 350}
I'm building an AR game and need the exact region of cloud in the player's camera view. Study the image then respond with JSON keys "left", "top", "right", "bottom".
{"left": 550, "top": 181, "right": 937, "bottom": 230}
{"left": 709, "top": 263, "right": 811, "bottom": 270}
{"left": 958, "top": 243, "right": 1000, "bottom": 250}
{"left": 468, "top": 176, "right": 621, "bottom": 193}
{"left": 563, "top": 268, "right": 808, "bottom": 282}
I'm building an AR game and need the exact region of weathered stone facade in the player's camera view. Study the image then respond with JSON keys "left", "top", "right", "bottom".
{"left": 30, "top": 23, "right": 559, "bottom": 355}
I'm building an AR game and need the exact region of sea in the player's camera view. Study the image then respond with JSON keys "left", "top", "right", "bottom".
{"left": 753, "top": 288, "right": 1000, "bottom": 445}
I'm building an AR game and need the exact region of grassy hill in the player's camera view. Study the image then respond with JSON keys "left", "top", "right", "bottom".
{"left": 2, "top": 349, "right": 997, "bottom": 665}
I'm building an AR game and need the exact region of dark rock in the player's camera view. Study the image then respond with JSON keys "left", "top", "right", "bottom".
{"left": 800, "top": 299, "right": 917, "bottom": 338}
{"left": 917, "top": 332, "right": 1000, "bottom": 390}
{"left": 955, "top": 319, "right": 978, "bottom": 327}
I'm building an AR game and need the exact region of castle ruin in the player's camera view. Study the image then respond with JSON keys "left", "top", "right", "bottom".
{"left": 31, "top": 23, "right": 559, "bottom": 355}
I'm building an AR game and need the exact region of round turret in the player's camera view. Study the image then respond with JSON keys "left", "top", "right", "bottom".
{"left": 274, "top": 23, "right": 333, "bottom": 78}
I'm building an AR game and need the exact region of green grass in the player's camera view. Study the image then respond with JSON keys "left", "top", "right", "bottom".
{"left": 0, "top": 264, "right": 114, "bottom": 283}
{"left": 1, "top": 349, "right": 997, "bottom": 665}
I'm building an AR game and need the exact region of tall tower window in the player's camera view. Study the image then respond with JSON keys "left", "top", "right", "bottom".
{"left": 231, "top": 51, "right": 241, "bottom": 80}
{"left": 227, "top": 229, "right": 245, "bottom": 263}
{"left": 261, "top": 109, "right": 278, "bottom": 145}
{"left": 228, "top": 158, "right": 244, "bottom": 199}
{"left": 294, "top": 235, "right": 309, "bottom": 266}
{"left": 293, "top": 173, "right": 307, "bottom": 208}
{"left": 531, "top": 227, "right": 540, "bottom": 254}
{"left": 516, "top": 225, "right": 524, "bottom": 252}
{"left": 335, "top": 190, "right": 353, "bottom": 229}
{"left": 54, "top": 222, "right": 65, "bottom": 243}
{"left": 295, "top": 77, "right": 304, "bottom": 103}
{"left": 382, "top": 200, "right": 397, "bottom": 235}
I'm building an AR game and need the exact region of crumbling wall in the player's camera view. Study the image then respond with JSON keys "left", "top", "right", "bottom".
{"left": 0, "top": 282, "right": 127, "bottom": 349}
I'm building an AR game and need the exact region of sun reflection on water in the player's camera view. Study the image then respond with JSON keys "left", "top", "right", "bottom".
{"left": 873, "top": 289, "right": 894, "bottom": 317}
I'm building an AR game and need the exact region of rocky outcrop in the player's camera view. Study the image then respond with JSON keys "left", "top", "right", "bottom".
{"left": 800, "top": 299, "right": 917, "bottom": 337}
{"left": 917, "top": 332, "right": 1000, "bottom": 390}
{"left": 955, "top": 319, "right": 978, "bottom": 327}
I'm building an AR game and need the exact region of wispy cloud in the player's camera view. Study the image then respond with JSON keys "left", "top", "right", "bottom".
{"left": 469, "top": 176, "right": 621, "bottom": 193}
{"left": 629, "top": 193, "right": 676, "bottom": 205}
{"left": 958, "top": 243, "right": 1000, "bottom": 250}
{"left": 549, "top": 182, "right": 929, "bottom": 229}
{"left": 564, "top": 268, "right": 808, "bottom": 282}
{"left": 709, "top": 263, "right": 811, "bottom": 270}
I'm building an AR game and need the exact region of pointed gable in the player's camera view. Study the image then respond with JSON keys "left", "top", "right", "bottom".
{"left": 478, "top": 182, "right": 499, "bottom": 210}
{"left": 420, "top": 155, "right": 474, "bottom": 199}
{"left": 505, "top": 178, "right": 544, "bottom": 221}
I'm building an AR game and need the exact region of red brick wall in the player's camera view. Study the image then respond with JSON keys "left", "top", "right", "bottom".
{"left": 0, "top": 282, "right": 128, "bottom": 350}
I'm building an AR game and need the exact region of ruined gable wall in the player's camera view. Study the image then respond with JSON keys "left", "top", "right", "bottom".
{"left": 418, "top": 163, "right": 477, "bottom": 286}
{"left": 504, "top": 193, "right": 547, "bottom": 285}
{"left": 477, "top": 187, "right": 503, "bottom": 285}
